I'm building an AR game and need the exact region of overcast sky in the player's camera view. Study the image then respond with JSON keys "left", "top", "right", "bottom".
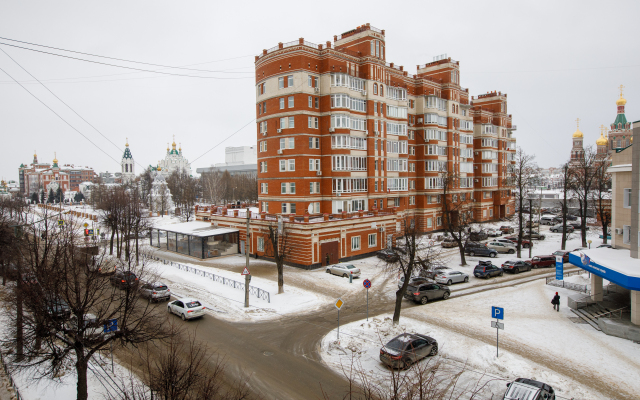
{"left": 1, "top": 0, "right": 638, "bottom": 181}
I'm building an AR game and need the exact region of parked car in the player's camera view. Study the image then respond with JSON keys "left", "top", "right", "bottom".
{"left": 464, "top": 243, "right": 498, "bottom": 258}
{"left": 525, "top": 221, "right": 539, "bottom": 229}
{"left": 525, "top": 255, "right": 556, "bottom": 268}
{"left": 110, "top": 270, "right": 139, "bottom": 289}
{"left": 469, "top": 231, "right": 488, "bottom": 241}
{"left": 550, "top": 224, "right": 574, "bottom": 233}
{"left": 377, "top": 249, "right": 399, "bottom": 262}
{"left": 486, "top": 241, "right": 516, "bottom": 254}
{"left": 398, "top": 276, "right": 433, "bottom": 290}
{"left": 504, "top": 378, "right": 555, "bottom": 400}
{"left": 403, "top": 282, "right": 451, "bottom": 304}
{"left": 486, "top": 229, "right": 503, "bottom": 237}
{"left": 566, "top": 214, "right": 578, "bottom": 221}
{"left": 167, "top": 298, "right": 206, "bottom": 321}
{"left": 139, "top": 282, "right": 171, "bottom": 302}
{"left": 434, "top": 270, "right": 469, "bottom": 285}
{"left": 539, "top": 216, "right": 555, "bottom": 225}
{"left": 66, "top": 313, "right": 103, "bottom": 340}
{"left": 551, "top": 250, "right": 571, "bottom": 263}
{"left": 501, "top": 260, "right": 532, "bottom": 274}
{"left": 499, "top": 225, "right": 515, "bottom": 234}
{"left": 326, "top": 263, "right": 361, "bottom": 278}
{"left": 473, "top": 261, "right": 504, "bottom": 279}
{"left": 523, "top": 230, "right": 546, "bottom": 240}
{"left": 504, "top": 236, "right": 531, "bottom": 248}
{"left": 568, "top": 221, "right": 589, "bottom": 230}
{"left": 423, "top": 265, "right": 451, "bottom": 279}
{"left": 45, "top": 295, "right": 71, "bottom": 320}
{"left": 597, "top": 244, "right": 612, "bottom": 248}
{"left": 379, "top": 333, "right": 438, "bottom": 369}
{"left": 440, "top": 237, "right": 458, "bottom": 248}
{"left": 20, "top": 272, "right": 38, "bottom": 286}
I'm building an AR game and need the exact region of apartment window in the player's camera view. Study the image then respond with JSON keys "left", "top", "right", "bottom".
{"left": 288, "top": 159, "right": 295, "bottom": 171}
{"left": 279, "top": 98, "right": 285, "bottom": 109}
{"left": 624, "top": 188, "right": 631, "bottom": 208}
{"left": 278, "top": 77, "right": 284, "bottom": 89}
{"left": 257, "top": 237, "right": 264, "bottom": 252}
{"left": 280, "top": 138, "right": 286, "bottom": 149}
{"left": 309, "top": 159, "right": 320, "bottom": 171}
{"left": 368, "top": 233, "right": 376, "bottom": 248}
{"left": 279, "top": 118, "right": 285, "bottom": 129}
{"left": 260, "top": 141, "right": 267, "bottom": 152}
{"left": 309, "top": 182, "right": 320, "bottom": 194}
{"left": 308, "top": 96, "right": 312, "bottom": 107}
{"left": 288, "top": 96, "right": 294, "bottom": 108}
{"left": 288, "top": 116, "right": 295, "bottom": 128}
{"left": 427, "top": 217, "right": 432, "bottom": 228}
{"left": 308, "top": 117, "right": 318, "bottom": 128}
{"left": 261, "top": 202, "right": 269, "bottom": 213}
{"left": 436, "top": 216, "right": 442, "bottom": 226}
{"left": 309, "top": 137, "right": 319, "bottom": 148}
{"left": 374, "top": 83, "right": 378, "bottom": 95}
{"left": 490, "top": 209, "right": 494, "bottom": 217}
{"left": 409, "top": 196, "right": 415, "bottom": 205}
{"left": 315, "top": 97, "right": 319, "bottom": 108}
{"left": 279, "top": 160, "right": 285, "bottom": 171}
{"left": 623, "top": 225, "right": 631, "bottom": 244}
{"left": 308, "top": 75, "right": 313, "bottom": 87}
{"left": 410, "top": 180, "right": 415, "bottom": 189}
{"left": 260, "top": 161, "right": 267, "bottom": 173}
{"left": 260, "top": 183, "right": 268, "bottom": 193}
{"left": 351, "top": 236, "right": 361, "bottom": 251}
{"left": 374, "top": 181, "right": 378, "bottom": 191}
{"left": 288, "top": 138, "right": 295, "bottom": 149}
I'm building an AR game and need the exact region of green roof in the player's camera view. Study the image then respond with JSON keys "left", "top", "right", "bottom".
{"left": 613, "top": 113, "right": 628, "bottom": 127}
{"left": 122, "top": 147, "right": 133, "bottom": 159}
{"left": 169, "top": 149, "right": 179, "bottom": 155}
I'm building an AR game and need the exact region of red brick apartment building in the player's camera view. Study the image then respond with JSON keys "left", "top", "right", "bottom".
{"left": 201, "top": 24, "right": 516, "bottom": 268}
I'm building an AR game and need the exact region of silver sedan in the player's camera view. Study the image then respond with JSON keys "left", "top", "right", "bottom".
{"left": 434, "top": 270, "right": 469, "bottom": 285}
{"left": 326, "top": 263, "right": 361, "bottom": 278}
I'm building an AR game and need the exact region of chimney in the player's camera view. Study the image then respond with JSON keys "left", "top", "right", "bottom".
{"left": 326, "top": 41, "right": 331, "bottom": 48}
{"left": 278, "top": 42, "right": 283, "bottom": 49}
{"left": 334, "top": 35, "right": 337, "bottom": 41}
{"left": 299, "top": 38, "right": 304, "bottom": 44}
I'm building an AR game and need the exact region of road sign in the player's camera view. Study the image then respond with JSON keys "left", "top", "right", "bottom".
{"left": 492, "top": 306, "right": 504, "bottom": 320}
{"left": 103, "top": 319, "right": 117, "bottom": 333}
{"left": 241, "top": 267, "right": 250, "bottom": 275}
{"left": 335, "top": 298, "right": 344, "bottom": 310}
{"left": 555, "top": 256, "right": 564, "bottom": 281}
{"left": 58, "top": 219, "right": 64, "bottom": 226}
{"left": 363, "top": 279, "right": 371, "bottom": 289}
{"left": 491, "top": 321, "right": 504, "bottom": 330}
{"left": 83, "top": 223, "right": 88, "bottom": 228}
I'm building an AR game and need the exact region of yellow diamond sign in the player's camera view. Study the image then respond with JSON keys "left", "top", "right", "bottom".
{"left": 335, "top": 299, "right": 344, "bottom": 310}
{"left": 83, "top": 223, "right": 89, "bottom": 228}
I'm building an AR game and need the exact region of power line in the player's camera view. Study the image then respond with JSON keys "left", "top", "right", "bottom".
{"left": 0, "top": 64, "right": 121, "bottom": 166}
{"left": 0, "top": 42, "right": 254, "bottom": 80}
{"left": 190, "top": 118, "right": 257, "bottom": 165}
{"left": 0, "top": 36, "right": 255, "bottom": 74}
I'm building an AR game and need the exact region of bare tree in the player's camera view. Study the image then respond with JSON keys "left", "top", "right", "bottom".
{"left": 264, "top": 218, "right": 290, "bottom": 294}
{"left": 591, "top": 157, "right": 612, "bottom": 244}
{"left": 167, "top": 169, "right": 199, "bottom": 221}
{"left": 201, "top": 170, "right": 223, "bottom": 204}
{"left": 569, "top": 146, "right": 598, "bottom": 247}
{"left": 138, "top": 167, "right": 154, "bottom": 208}
{"left": 439, "top": 169, "right": 474, "bottom": 266}
{"left": 512, "top": 148, "right": 539, "bottom": 257}
{"left": 556, "top": 163, "right": 573, "bottom": 250}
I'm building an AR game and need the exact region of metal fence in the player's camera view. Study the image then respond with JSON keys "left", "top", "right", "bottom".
{"left": 0, "top": 351, "right": 22, "bottom": 400}
{"left": 546, "top": 270, "right": 590, "bottom": 293}
{"left": 149, "top": 256, "right": 270, "bottom": 303}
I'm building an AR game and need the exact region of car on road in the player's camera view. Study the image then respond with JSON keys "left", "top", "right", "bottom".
{"left": 504, "top": 378, "right": 555, "bottom": 400}
{"left": 568, "top": 221, "right": 589, "bottom": 230}
{"left": 504, "top": 236, "right": 531, "bottom": 248}
{"left": 539, "top": 216, "right": 555, "bottom": 225}
{"left": 423, "top": 265, "right": 451, "bottom": 279}
{"left": 469, "top": 231, "right": 488, "bottom": 241}
{"left": 473, "top": 261, "right": 504, "bottom": 279}
{"left": 440, "top": 237, "right": 458, "bottom": 248}
{"left": 566, "top": 214, "right": 578, "bottom": 221}
{"left": 486, "top": 229, "right": 503, "bottom": 237}
{"left": 379, "top": 333, "right": 438, "bottom": 369}
{"left": 486, "top": 241, "right": 516, "bottom": 254}
{"left": 525, "top": 221, "right": 539, "bottom": 229}
{"left": 45, "top": 295, "right": 71, "bottom": 320}
{"left": 525, "top": 255, "right": 556, "bottom": 268}
{"left": 523, "top": 230, "right": 546, "bottom": 240}
{"left": 398, "top": 275, "right": 433, "bottom": 290}
{"left": 464, "top": 243, "right": 498, "bottom": 258}
{"left": 168, "top": 298, "right": 206, "bottom": 321}
{"left": 377, "top": 249, "right": 398, "bottom": 262}
{"left": 326, "top": 263, "right": 361, "bottom": 278}
{"left": 403, "top": 282, "right": 451, "bottom": 304}
{"left": 434, "top": 270, "right": 469, "bottom": 285}
{"left": 499, "top": 225, "right": 515, "bottom": 234}
{"left": 139, "top": 282, "right": 171, "bottom": 302}
{"left": 66, "top": 313, "right": 103, "bottom": 340}
{"left": 110, "top": 270, "right": 139, "bottom": 289}
{"left": 501, "top": 260, "right": 532, "bottom": 274}
{"left": 550, "top": 224, "right": 574, "bottom": 233}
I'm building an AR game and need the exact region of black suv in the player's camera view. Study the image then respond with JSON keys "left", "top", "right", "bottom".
{"left": 474, "top": 261, "right": 504, "bottom": 279}
{"left": 464, "top": 242, "right": 498, "bottom": 258}
{"left": 404, "top": 283, "right": 450, "bottom": 304}
{"left": 110, "top": 271, "right": 139, "bottom": 289}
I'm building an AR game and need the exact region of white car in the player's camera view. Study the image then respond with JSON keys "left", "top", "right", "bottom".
{"left": 434, "top": 270, "right": 469, "bottom": 285}
{"left": 326, "top": 263, "right": 361, "bottom": 278}
{"left": 486, "top": 229, "right": 503, "bottom": 237}
{"left": 66, "top": 313, "right": 103, "bottom": 340}
{"left": 486, "top": 241, "right": 516, "bottom": 254}
{"left": 168, "top": 298, "right": 206, "bottom": 321}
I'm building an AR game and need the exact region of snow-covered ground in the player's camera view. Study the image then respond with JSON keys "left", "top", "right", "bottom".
{"left": 320, "top": 278, "right": 640, "bottom": 400}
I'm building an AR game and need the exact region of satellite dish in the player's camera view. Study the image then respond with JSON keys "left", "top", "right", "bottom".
{"left": 307, "top": 204, "right": 314, "bottom": 214}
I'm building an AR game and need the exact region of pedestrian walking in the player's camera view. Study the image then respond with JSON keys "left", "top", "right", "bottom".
{"left": 551, "top": 292, "right": 560, "bottom": 312}
{"left": 325, "top": 253, "right": 330, "bottom": 266}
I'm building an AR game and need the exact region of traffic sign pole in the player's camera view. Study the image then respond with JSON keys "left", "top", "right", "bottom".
{"left": 496, "top": 318, "right": 499, "bottom": 358}
{"left": 366, "top": 288, "right": 368, "bottom": 321}
{"left": 363, "top": 279, "right": 372, "bottom": 321}
{"left": 335, "top": 299, "right": 344, "bottom": 342}
{"left": 337, "top": 309, "right": 340, "bottom": 340}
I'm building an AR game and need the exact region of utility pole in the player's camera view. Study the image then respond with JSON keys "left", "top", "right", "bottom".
{"left": 528, "top": 198, "right": 533, "bottom": 259}
{"left": 244, "top": 208, "right": 251, "bottom": 308}
{"left": 538, "top": 186, "right": 542, "bottom": 235}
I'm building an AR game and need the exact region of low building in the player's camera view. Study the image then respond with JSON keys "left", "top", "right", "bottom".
{"left": 196, "top": 146, "right": 258, "bottom": 177}
{"left": 150, "top": 220, "right": 239, "bottom": 259}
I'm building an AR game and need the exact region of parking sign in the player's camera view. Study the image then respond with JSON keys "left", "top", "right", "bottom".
{"left": 492, "top": 306, "right": 504, "bottom": 320}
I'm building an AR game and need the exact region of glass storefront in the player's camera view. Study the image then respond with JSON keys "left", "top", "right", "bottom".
{"left": 150, "top": 228, "right": 238, "bottom": 259}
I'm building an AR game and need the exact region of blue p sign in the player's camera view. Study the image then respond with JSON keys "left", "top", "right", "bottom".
{"left": 492, "top": 306, "right": 504, "bottom": 320}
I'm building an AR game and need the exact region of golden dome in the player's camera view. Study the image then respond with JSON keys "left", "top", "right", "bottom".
{"left": 126, "top": 137, "right": 129, "bottom": 147}
{"left": 172, "top": 135, "right": 177, "bottom": 149}
{"left": 572, "top": 128, "right": 583, "bottom": 138}
{"left": 53, "top": 152, "right": 58, "bottom": 164}
{"left": 596, "top": 132, "right": 608, "bottom": 146}
{"left": 616, "top": 95, "right": 627, "bottom": 106}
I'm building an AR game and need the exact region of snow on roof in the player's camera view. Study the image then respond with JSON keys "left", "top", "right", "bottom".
{"left": 572, "top": 247, "right": 640, "bottom": 277}
{"left": 153, "top": 220, "right": 238, "bottom": 237}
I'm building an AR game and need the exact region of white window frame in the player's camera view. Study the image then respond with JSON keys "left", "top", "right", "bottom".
{"left": 368, "top": 233, "right": 376, "bottom": 248}
{"left": 351, "top": 236, "right": 361, "bottom": 251}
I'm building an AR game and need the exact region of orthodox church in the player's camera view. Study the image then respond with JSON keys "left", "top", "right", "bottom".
{"left": 157, "top": 136, "right": 192, "bottom": 177}
{"left": 121, "top": 139, "right": 135, "bottom": 183}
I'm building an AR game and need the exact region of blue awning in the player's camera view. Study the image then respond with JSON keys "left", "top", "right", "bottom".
{"left": 568, "top": 248, "right": 640, "bottom": 291}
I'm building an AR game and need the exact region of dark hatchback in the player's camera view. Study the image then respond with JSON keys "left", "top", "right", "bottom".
{"left": 380, "top": 333, "right": 438, "bottom": 369}
{"left": 404, "top": 283, "right": 450, "bottom": 304}
{"left": 377, "top": 249, "right": 399, "bottom": 262}
{"left": 110, "top": 271, "right": 139, "bottom": 289}
{"left": 464, "top": 243, "right": 498, "bottom": 258}
{"left": 474, "top": 261, "right": 504, "bottom": 279}
{"left": 501, "top": 260, "right": 532, "bottom": 274}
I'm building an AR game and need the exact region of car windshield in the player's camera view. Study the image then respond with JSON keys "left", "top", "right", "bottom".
{"left": 155, "top": 285, "right": 168, "bottom": 291}
{"left": 385, "top": 337, "right": 409, "bottom": 351}
{"left": 346, "top": 265, "right": 356, "bottom": 269}
{"left": 186, "top": 301, "right": 202, "bottom": 308}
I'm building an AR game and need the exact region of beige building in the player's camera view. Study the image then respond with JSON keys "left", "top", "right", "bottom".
{"left": 610, "top": 145, "right": 637, "bottom": 249}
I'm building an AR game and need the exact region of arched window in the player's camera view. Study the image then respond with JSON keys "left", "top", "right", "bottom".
{"left": 125, "top": 164, "right": 128, "bottom": 172}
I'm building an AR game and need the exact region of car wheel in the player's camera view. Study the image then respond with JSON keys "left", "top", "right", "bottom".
{"left": 446, "top": 279, "right": 452, "bottom": 285}
{"left": 149, "top": 297, "right": 154, "bottom": 304}
{"left": 464, "top": 276, "right": 469, "bottom": 283}
{"left": 443, "top": 292, "right": 450, "bottom": 300}
{"left": 490, "top": 252, "right": 497, "bottom": 258}
{"left": 499, "top": 271, "right": 504, "bottom": 277}
{"left": 343, "top": 273, "right": 348, "bottom": 278}
{"left": 540, "top": 236, "right": 545, "bottom": 240}
{"left": 429, "top": 344, "right": 439, "bottom": 356}
{"left": 420, "top": 296, "right": 429, "bottom": 305}
{"left": 469, "top": 251, "right": 475, "bottom": 256}
{"left": 523, "top": 244, "right": 529, "bottom": 248}
{"left": 167, "top": 306, "right": 172, "bottom": 314}
{"left": 514, "top": 268, "right": 520, "bottom": 274}
{"left": 181, "top": 314, "right": 186, "bottom": 321}
{"left": 326, "top": 269, "right": 331, "bottom": 274}
{"left": 508, "top": 249, "right": 515, "bottom": 254}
